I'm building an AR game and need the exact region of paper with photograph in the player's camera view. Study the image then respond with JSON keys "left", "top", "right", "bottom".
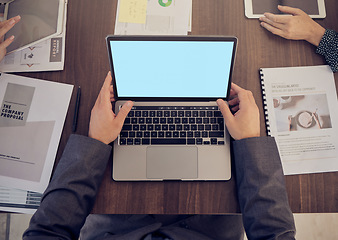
{"left": 260, "top": 65, "right": 338, "bottom": 175}
{"left": 0, "top": 73, "right": 73, "bottom": 193}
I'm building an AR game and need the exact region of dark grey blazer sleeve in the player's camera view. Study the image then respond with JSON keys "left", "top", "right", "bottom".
{"left": 23, "top": 134, "right": 112, "bottom": 240}
{"left": 233, "top": 137, "right": 296, "bottom": 240}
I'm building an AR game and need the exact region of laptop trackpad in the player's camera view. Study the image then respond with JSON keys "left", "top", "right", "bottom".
{"left": 146, "top": 146, "right": 198, "bottom": 179}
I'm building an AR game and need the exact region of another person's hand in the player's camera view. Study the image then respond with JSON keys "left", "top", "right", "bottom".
{"left": 0, "top": 15, "right": 21, "bottom": 61}
{"left": 89, "top": 72, "right": 133, "bottom": 144}
{"left": 259, "top": 5, "right": 325, "bottom": 46}
{"left": 217, "top": 83, "right": 260, "bottom": 140}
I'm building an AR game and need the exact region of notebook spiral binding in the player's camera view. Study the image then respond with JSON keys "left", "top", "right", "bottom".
{"left": 259, "top": 69, "right": 271, "bottom": 136}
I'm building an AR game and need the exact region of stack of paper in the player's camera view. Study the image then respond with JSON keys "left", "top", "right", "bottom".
{"left": 0, "top": 1, "right": 71, "bottom": 214}
{"left": 114, "top": 0, "right": 192, "bottom": 35}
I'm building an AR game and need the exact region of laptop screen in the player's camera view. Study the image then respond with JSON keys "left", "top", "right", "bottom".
{"left": 107, "top": 36, "right": 237, "bottom": 100}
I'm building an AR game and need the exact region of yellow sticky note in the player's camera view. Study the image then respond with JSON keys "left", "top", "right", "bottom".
{"left": 118, "top": 0, "right": 148, "bottom": 24}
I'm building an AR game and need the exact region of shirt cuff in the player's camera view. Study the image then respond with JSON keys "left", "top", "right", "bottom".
{"left": 316, "top": 29, "right": 338, "bottom": 72}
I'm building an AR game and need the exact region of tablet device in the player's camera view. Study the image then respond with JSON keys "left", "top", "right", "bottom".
{"left": 244, "top": 0, "right": 326, "bottom": 18}
{"left": 4, "top": 0, "right": 65, "bottom": 54}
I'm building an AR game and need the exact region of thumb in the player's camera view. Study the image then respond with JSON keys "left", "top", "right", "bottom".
{"left": 116, "top": 101, "right": 133, "bottom": 124}
{"left": 217, "top": 99, "right": 234, "bottom": 124}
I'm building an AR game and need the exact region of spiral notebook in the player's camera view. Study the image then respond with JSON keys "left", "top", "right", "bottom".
{"left": 259, "top": 65, "right": 338, "bottom": 175}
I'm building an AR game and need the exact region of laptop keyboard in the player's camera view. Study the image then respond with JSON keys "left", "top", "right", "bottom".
{"left": 119, "top": 106, "right": 225, "bottom": 145}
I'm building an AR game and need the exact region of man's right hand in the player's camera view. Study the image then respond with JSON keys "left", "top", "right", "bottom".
{"left": 217, "top": 83, "right": 260, "bottom": 140}
{"left": 89, "top": 72, "right": 133, "bottom": 144}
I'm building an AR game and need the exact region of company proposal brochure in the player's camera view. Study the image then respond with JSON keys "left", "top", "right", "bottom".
{"left": 0, "top": 73, "right": 73, "bottom": 193}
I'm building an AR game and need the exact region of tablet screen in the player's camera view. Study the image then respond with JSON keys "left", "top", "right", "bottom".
{"left": 252, "top": 0, "right": 319, "bottom": 15}
{"left": 5, "top": 0, "right": 60, "bottom": 53}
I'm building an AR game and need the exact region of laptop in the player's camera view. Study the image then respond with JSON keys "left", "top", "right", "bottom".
{"left": 106, "top": 35, "right": 237, "bottom": 181}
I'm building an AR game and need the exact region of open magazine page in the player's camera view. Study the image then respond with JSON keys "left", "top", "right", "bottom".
{"left": 261, "top": 65, "right": 338, "bottom": 175}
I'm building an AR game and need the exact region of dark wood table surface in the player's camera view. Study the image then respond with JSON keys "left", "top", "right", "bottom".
{"left": 19, "top": 0, "right": 337, "bottom": 214}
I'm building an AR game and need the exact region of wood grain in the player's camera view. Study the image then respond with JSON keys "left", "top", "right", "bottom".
{"left": 18, "top": 0, "right": 337, "bottom": 214}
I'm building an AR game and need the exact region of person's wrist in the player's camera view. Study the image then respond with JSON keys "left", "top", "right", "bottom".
{"left": 88, "top": 133, "right": 107, "bottom": 145}
{"left": 231, "top": 129, "right": 260, "bottom": 141}
{"left": 89, "top": 136, "right": 110, "bottom": 145}
{"left": 306, "top": 24, "right": 325, "bottom": 46}
{"left": 88, "top": 135, "right": 109, "bottom": 145}
{"left": 88, "top": 127, "right": 115, "bottom": 145}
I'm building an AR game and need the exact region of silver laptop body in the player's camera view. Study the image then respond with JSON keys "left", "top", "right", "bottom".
{"left": 106, "top": 35, "right": 237, "bottom": 181}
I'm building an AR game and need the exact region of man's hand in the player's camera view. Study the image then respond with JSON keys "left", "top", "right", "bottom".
{"left": 217, "top": 83, "right": 260, "bottom": 140}
{"left": 89, "top": 72, "right": 133, "bottom": 144}
{"left": 259, "top": 5, "right": 325, "bottom": 46}
{"left": 0, "top": 15, "right": 21, "bottom": 61}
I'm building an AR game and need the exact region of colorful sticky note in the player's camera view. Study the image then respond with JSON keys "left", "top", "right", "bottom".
{"left": 118, "top": 0, "right": 148, "bottom": 24}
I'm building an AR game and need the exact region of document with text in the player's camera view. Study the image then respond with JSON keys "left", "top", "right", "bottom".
{"left": 114, "top": 0, "right": 192, "bottom": 35}
{"left": 0, "top": 0, "right": 68, "bottom": 73}
{"left": 0, "top": 186, "right": 41, "bottom": 214}
{"left": 260, "top": 65, "right": 338, "bottom": 175}
{"left": 0, "top": 73, "right": 73, "bottom": 192}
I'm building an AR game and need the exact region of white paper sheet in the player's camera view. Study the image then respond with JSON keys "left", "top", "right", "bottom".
{"left": 261, "top": 65, "right": 338, "bottom": 175}
{"left": 0, "top": 73, "right": 73, "bottom": 193}
{"left": 114, "top": 0, "right": 192, "bottom": 35}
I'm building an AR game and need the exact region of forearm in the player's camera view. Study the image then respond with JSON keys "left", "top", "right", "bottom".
{"left": 316, "top": 29, "right": 338, "bottom": 72}
{"left": 23, "top": 135, "right": 112, "bottom": 240}
{"left": 233, "top": 137, "right": 295, "bottom": 240}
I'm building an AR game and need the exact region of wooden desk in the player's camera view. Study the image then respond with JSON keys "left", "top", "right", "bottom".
{"left": 20, "top": 0, "right": 337, "bottom": 214}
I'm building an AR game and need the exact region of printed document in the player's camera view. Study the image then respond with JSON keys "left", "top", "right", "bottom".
{"left": 260, "top": 65, "right": 338, "bottom": 175}
{"left": 0, "top": 0, "right": 68, "bottom": 72}
{"left": 0, "top": 186, "right": 41, "bottom": 214}
{"left": 115, "top": 0, "right": 192, "bottom": 35}
{"left": 0, "top": 73, "right": 73, "bottom": 192}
